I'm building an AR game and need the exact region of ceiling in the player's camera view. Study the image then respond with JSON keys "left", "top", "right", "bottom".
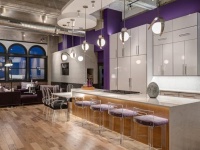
{"left": 0, "top": 0, "right": 176, "bottom": 37}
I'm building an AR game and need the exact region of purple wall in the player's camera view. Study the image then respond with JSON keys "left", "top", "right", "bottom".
{"left": 58, "top": 0, "right": 200, "bottom": 89}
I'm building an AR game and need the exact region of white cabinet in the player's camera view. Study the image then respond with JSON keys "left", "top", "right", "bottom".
{"left": 131, "top": 25, "right": 147, "bottom": 56}
{"left": 131, "top": 55, "right": 147, "bottom": 94}
{"left": 154, "top": 44, "right": 173, "bottom": 75}
{"left": 109, "top": 33, "right": 118, "bottom": 58}
{"left": 154, "top": 32, "right": 173, "bottom": 45}
{"left": 110, "top": 58, "right": 118, "bottom": 90}
{"left": 173, "top": 39, "right": 197, "bottom": 75}
{"left": 118, "top": 57, "right": 131, "bottom": 91}
{"left": 173, "top": 26, "right": 197, "bottom": 42}
{"left": 173, "top": 13, "right": 198, "bottom": 30}
{"left": 118, "top": 30, "right": 131, "bottom": 57}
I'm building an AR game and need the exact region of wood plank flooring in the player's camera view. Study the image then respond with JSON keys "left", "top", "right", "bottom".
{"left": 0, "top": 105, "right": 149, "bottom": 150}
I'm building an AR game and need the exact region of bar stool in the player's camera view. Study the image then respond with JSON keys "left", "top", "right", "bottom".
{"left": 90, "top": 100, "right": 112, "bottom": 134}
{"left": 108, "top": 103, "right": 137, "bottom": 144}
{"left": 133, "top": 107, "right": 168, "bottom": 150}
{"left": 74, "top": 97, "right": 94, "bottom": 126}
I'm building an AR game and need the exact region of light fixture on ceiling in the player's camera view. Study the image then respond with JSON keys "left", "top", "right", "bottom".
{"left": 0, "top": 6, "right": 4, "bottom": 16}
{"left": 77, "top": 10, "right": 80, "bottom": 17}
{"left": 82, "top": 6, "right": 89, "bottom": 52}
{"left": 119, "top": 0, "right": 130, "bottom": 45}
{"left": 148, "top": 0, "right": 165, "bottom": 36}
{"left": 61, "top": 52, "right": 68, "bottom": 61}
{"left": 42, "top": 14, "right": 47, "bottom": 23}
{"left": 70, "top": 19, "right": 76, "bottom": 59}
{"left": 97, "top": 0, "right": 106, "bottom": 49}
{"left": 91, "top": 1, "right": 95, "bottom": 8}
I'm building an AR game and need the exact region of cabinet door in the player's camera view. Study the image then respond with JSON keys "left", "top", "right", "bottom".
{"left": 163, "top": 44, "right": 173, "bottom": 75}
{"left": 185, "top": 39, "right": 197, "bottom": 75}
{"left": 138, "top": 25, "right": 147, "bottom": 55}
{"left": 173, "top": 42, "right": 185, "bottom": 75}
{"left": 110, "top": 59, "right": 118, "bottom": 90}
{"left": 173, "top": 26, "right": 197, "bottom": 43}
{"left": 131, "top": 55, "right": 147, "bottom": 94}
{"left": 110, "top": 33, "right": 118, "bottom": 58}
{"left": 154, "top": 32, "right": 173, "bottom": 45}
{"left": 130, "top": 27, "right": 139, "bottom": 56}
{"left": 118, "top": 30, "right": 131, "bottom": 57}
{"left": 118, "top": 57, "right": 131, "bottom": 91}
{"left": 153, "top": 45, "right": 163, "bottom": 75}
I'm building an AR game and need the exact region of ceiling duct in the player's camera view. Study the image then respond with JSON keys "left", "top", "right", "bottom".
{"left": 128, "top": 0, "right": 156, "bottom": 10}
{"left": 0, "top": 16, "right": 85, "bottom": 37}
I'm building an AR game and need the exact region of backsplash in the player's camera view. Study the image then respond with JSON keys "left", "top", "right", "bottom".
{"left": 152, "top": 76, "right": 200, "bottom": 91}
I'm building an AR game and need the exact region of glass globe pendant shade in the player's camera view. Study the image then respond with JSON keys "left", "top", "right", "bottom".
{"left": 97, "top": 35, "right": 106, "bottom": 49}
{"left": 119, "top": 27, "right": 130, "bottom": 44}
{"left": 61, "top": 53, "right": 68, "bottom": 61}
{"left": 82, "top": 40, "right": 89, "bottom": 51}
{"left": 78, "top": 56, "right": 84, "bottom": 62}
{"left": 149, "top": 17, "right": 165, "bottom": 36}
{"left": 70, "top": 49, "right": 76, "bottom": 59}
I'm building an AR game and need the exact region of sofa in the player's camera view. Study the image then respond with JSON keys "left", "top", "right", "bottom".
{"left": 0, "top": 90, "right": 43, "bottom": 107}
{"left": 0, "top": 91, "right": 21, "bottom": 107}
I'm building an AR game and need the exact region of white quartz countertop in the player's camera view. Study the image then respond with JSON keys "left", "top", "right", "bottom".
{"left": 72, "top": 89, "right": 200, "bottom": 108}
{"left": 160, "top": 89, "right": 200, "bottom": 94}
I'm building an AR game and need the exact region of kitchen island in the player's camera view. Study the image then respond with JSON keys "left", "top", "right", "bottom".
{"left": 72, "top": 89, "right": 200, "bottom": 150}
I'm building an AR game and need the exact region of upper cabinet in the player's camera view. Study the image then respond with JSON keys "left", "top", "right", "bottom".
{"left": 109, "top": 33, "right": 118, "bottom": 59}
{"left": 118, "top": 30, "right": 131, "bottom": 57}
{"left": 173, "top": 13, "right": 198, "bottom": 30}
{"left": 153, "top": 13, "right": 200, "bottom": 76}
{"left": 131, "top": 25, "right": 147, "bottom": 56}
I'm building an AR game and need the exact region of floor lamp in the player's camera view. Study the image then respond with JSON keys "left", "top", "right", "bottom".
{"left": 5, "top": 59, "right": 13, "bottom": 91}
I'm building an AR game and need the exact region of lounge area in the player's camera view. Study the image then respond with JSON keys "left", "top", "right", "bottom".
{"left": 1, "top": 0, "right": 200, "bottom": 150}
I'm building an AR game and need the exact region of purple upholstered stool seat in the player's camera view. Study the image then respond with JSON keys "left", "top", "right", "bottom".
{"left": 91, "top": 104, "right": 112, "bottom": 111}
{"left": 109, "top": 108, "right": 137, "bottom": 117}
{"left": 75, "top": 101, "right": 94, "bottom": 107}
{"left": 134, "top": 115, "right": 168, "bottom": 127}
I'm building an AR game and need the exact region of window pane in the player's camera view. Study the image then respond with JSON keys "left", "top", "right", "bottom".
{"left": 29, "top": 46, "right": 45, "bottom": 56}
{"left": 0, "top": 56, "right": 5, "bottom": 80}
{"left": 30, "top": 58, "right": 44, "bottom": 68}
{"left": 9, "top": 57, "right": 26, "bottom": 69}
{"left": 0, "top": 44, "right": 5, "bottom": 53}
{"left": 9, "top": 44, "right": 26, "bottom": 54}
{"left": 30, "top": 69, "right": 45, "bottom": 79}
{"left": 9, "top": 69, "right": 26, "bottom": 80}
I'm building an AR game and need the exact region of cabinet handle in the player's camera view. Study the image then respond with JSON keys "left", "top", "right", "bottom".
{"left": 116, "top": 50, "right": 117, "bottom": 58}
{"left": 136, "top": 46, "right": 137, "bottom": 55}
{"left": 182, "top": 64, "right": 185, "bottom": 75}
{"left": 129, "top": 78, "right": 132, "bottom": 88}
{"left": 179, "top": 33, "right": 190, "bottom": 37}
{"left": 138, "top": 45, "right": 140, "bottom": 55}
{"left": 116, "top": 78, "right": 118, "bottom": 88}
{"left": 158, "top": 38, "right": 167, "bottom": 41}
{"left": 185, "top": 64, "right": 187, "bottom": 75}
{"left": 122, "top": 48, "right": 124, "bottom": 57}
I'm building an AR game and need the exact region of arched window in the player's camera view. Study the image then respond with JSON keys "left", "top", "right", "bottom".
{"left": 8, "top": 44, "right": 27, "bottom": 55}
{"left": 0, "top": 43, "right": 6, "bottom": 54}
{"left": 29, "top": 45, "right": 46, "bottom": 56}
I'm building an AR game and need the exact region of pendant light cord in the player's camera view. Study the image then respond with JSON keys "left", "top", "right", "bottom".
{"left": 157, "top": 0, "right": 160, "bottom": 17}
{"left": 85, "top": 7, "right": 87, "bottom": 41}
{"left": 124, "top": 0, "right": 125, "bottom": 28}
{"left": 71, "top": 22, "right": 74, "bottom": 48}
{"left": 101, "top": 0, "right": 103, "bottom": 36}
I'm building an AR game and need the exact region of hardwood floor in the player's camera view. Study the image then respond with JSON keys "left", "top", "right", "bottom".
{"left": 0, "top": 105, "right": 149, "bottom": 150}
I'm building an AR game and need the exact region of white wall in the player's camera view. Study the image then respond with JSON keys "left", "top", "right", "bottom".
{"left": 51, "top": 44, "right": 98, "bottom": 84}
{"left": 152, "top": 76, "right": 200, "bottom": 91}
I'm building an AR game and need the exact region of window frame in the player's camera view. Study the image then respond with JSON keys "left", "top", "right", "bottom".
{"left": 0, "top": 43, "right": 6, "bottom": 81}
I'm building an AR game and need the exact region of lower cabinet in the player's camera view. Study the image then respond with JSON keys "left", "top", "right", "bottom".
{"left": 131, "top": 55, "right": 147, "bottom": 94}
{"left": 110, "top": 58, "right": 118, "bottom": 90}
{"left": 160, "top": 90, "right": 200, "bottom": 99}
{"left": 118, "top": 57, "right": 131, "bottom": 91}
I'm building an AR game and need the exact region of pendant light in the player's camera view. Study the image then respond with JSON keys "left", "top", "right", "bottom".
{"left": 119, "top": 0, "right": 130, "bottom": 45}
{"left": 70, "top": 19, "right": 76, "bottom": 59}
{"left": 78, "top": 36, "right": 84, "bottom": 62}
{"left": 82, "top": 6, "right": 89, "bottom": 52}
{"left": 148, "top": 0, "right": 165, "bottom": 36}
{"left": 97, "top": 0, "right": 106, "bottom": 49}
